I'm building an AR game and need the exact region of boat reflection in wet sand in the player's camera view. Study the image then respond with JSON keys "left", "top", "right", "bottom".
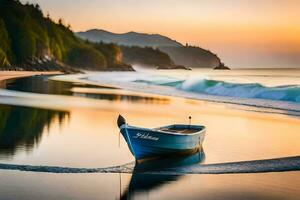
{"left": 117, "top": 115, "right": 206, "bottom": 162}
{"left": 120, "top": 151, "right": 205, "bottom": 200}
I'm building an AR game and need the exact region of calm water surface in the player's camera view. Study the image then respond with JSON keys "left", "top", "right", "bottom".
{"left": 0, "top": 74, "right": 300, "bottom": 199}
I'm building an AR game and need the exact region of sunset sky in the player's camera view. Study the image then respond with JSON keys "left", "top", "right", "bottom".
{"left": 25, "top": 0, "right": 300, "bottom": 68}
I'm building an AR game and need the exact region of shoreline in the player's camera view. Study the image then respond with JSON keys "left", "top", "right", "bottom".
{"left": 0, "top": 71, "right": 63, "bottom": 82}
{"left": 1, "top": 71, "right": 300, "bottom": 117}
{"left": 0, "top": 70, "right": 300, "bottom": 176}
{"left": 0, "top": 73, "right": 299, "bottom": 165}
{"left": 50, "top": 73, "right": 300, "bottom": 114}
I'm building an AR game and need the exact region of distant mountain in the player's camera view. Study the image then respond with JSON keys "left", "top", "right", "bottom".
{"left": 76, "top": 29, "right": 182, "bottom": 47}
{"left": 77, "top": 29, "right": 226, "bottom": 69}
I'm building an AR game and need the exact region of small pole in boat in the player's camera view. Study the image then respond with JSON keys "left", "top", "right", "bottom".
{"left": 189, "top": 116, "right": 192, "bottom": 128}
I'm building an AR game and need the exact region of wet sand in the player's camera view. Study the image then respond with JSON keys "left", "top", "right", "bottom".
{"left": 1, "top": 86, "right": 300, "bottom": 166}
{"left": 0, "top": 96, "right": 299, "bottom": 200}
{"left": 0, "top": 73, "right": 299, "bottom": 199}
{"left": 0, "top": 71, "right": 61, "bottom": 82}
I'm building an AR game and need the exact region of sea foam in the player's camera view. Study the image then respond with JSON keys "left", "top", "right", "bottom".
{"left": 177, "top": 79, "right": 300, "bottom": 103}
{"left": 82, "top": 72, "right": 300, "bottom": 104}
{"left": 49, "top": 72, "right": 300, "bottom": 113}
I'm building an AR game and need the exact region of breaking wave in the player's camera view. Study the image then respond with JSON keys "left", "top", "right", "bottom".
{"left": 176, "top": 79, "right": 300, "bottom": 103}
{"left": 49, "top": 73, "right": 300, "bottom": 113}
{"left": 133, "top": 77, "right": 300, "bottom": 104}
{"left": 81, "top": 72, "right": 300, "bottom": 104}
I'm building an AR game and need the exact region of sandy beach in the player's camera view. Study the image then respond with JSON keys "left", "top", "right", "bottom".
{"left": 0, "top": 70, "right": 299, "bottom": 200}
{"left": 0, "top": 71, "right": 62, "bottom": 82}
{"left": 2, "top": 0, "right": 300, "bottom": 199}
{"left": 0, "top": 71, "right": 300, "bottom": 165}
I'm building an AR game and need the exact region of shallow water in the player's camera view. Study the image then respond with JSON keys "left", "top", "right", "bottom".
{"left": 51, "top": 69, "right": 300, "bottom": 113}
{"left": 0, "top": 71, "right": 299, "bottom": 199}
{"left": 86, "top": 68, "right": 300, "bottom": 102}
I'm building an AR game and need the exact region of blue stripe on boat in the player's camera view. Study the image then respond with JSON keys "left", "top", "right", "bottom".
{"left": 119, "top": 124, "right": 206, "bottom": 161}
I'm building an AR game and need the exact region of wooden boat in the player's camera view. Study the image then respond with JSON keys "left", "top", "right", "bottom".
{"left": 117, "top": 115, "right": 206, "bottom": 162}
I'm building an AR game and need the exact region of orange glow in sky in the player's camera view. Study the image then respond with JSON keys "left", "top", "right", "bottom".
{"left": 26, "top": 0, "right": 300, "bottom": 68}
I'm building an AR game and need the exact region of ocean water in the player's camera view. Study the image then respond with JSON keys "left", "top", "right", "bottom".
{"left": 85, "top": 69, "right": 300, "bottom": 103}
{"left": 0, "top": 70, "right": 300, "bottom": 199}
{"left": 50, "top": 68, "right": 300, "bottom": 113}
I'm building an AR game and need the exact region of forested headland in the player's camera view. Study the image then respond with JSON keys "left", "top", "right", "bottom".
{"left": 0, "top": 0, "right": 133, "bottom": 71}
